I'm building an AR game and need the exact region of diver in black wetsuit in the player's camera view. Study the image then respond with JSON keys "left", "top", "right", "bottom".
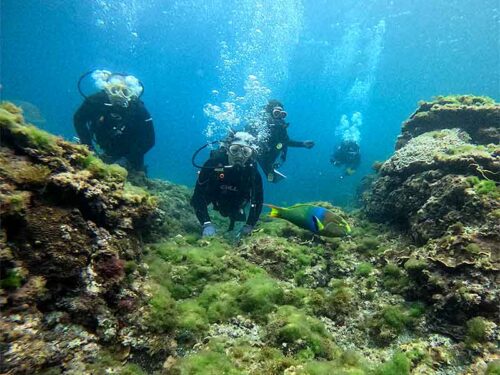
{"left": 191, "top": 132, "right": 263, "bottom": 238}
{"left": 330, "top": 139, "right": 361, "bottom": 171}
{"left": 74, "top": 72, "right": 155, "bottom": 172}
{"left": 247, "top": 99, "right": 315, "bottom": 183}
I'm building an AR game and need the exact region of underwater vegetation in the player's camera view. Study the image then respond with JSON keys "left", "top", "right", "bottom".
{"left": 1, "top": 97, "right": 499, "bottom": 374}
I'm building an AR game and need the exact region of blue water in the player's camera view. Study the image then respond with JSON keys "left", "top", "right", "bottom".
{"left": 2, "top": 0, "right": 499, "bottom": 207}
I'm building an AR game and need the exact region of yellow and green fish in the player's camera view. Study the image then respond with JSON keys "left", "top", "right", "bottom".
{"left": 265, "top": 203, "right": 351, "bottom": 237}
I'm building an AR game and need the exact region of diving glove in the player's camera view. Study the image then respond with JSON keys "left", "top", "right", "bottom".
{"left": 202, "top": 222, "right": 216, "bottom": 237}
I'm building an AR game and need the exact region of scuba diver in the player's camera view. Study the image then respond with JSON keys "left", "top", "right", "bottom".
{"left": 330, "top": 139, "right": 361, "bottom": 175}
{"left": 247, "top": 99, "right": 315, "bottom": 183}
{"left": 191, "top": 131, "right": 263, "bottom": 238}
{"left": 73, "top": 70, "right": 155, "bottom": 172}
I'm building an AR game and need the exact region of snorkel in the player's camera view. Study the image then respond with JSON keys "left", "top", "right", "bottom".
{"left": 77, "top": 69, "right": 145, "bottom": 108}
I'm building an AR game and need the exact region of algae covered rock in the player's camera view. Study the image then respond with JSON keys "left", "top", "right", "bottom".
{"left": 2, "top": 99, "right": 497, "bottom": 374}
{"left": 396, "top": 95, "right": 500, "bottom": 148}
{"left": 364, "top": 96, "right": 499, "bottom": 244}
{"left": 361, "top": 95, "right": 500, "bottom": 363}
{"left": 142, "top": 178, "right": 199, "bottom": 240}
{"left": 0, "top": 102, "right": 160, "bottom": 373}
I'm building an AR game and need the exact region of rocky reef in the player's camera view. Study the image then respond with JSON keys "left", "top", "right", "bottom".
{"left": 1, "top": 97, "right": 499, "bottom": 375}
{"left": 362, "top": 95, "right": 499, "bottom": 371}
{"left": 0, "top": 102, "right": 163, "bottom": 374}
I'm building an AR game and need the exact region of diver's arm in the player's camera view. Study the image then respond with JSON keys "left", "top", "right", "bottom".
{"left": 246, "top": 170, "right": 263, "bottom": 226}
{"left": 190, "top": 160, "right": 215, "bottom": 225}
{"left": 124, "top": 105, "right": 155, "bottom": 169}
{"left": 131, "top": 104, "right": 155, "bottom": 154}
{"left": 191, "top": 185, "right": 211, "bottom": 224}
{"left": 138, "top": 104, "right": 155, "bottom": 153}
{"left": 73, "top": 99, "right": 94, "bottom": 147}
{"left": 288, "top": 139, "right": 315, "bottom": 148}
{"left": 287, "top": 139, "right": 305, "bottom": 147}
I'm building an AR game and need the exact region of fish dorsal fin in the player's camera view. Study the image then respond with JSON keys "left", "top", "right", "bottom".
{"left": 288, "top": 203, "right": 312, "bottom": 209}
{"left": 313, "top": 216, "right": 325, "bottom": 232}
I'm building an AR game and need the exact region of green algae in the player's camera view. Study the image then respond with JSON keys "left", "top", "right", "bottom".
{"left": 475, "top": 180, "right": 499, "bottom": 198}
{"left": 122, "top": 182, "right": 158, "bottom": 207}
{"left": 172, "top": 350, "right": 243, "bottom": 375}
{"left": 368, "top": 303, "right": 425, "bottom": 345}
{"left": 265, "top": 305, "right": 337, "bottom": 359}
{"left": 373, "top": 352, "right": 410, "bottom": 375}
{"left": 465, "top": 317, "right": 490, "bottom": 344}
{"left": 0, "top": 192, "right": 30, "bottom": 215}
{"left": 239, "top": 274, "right": 284, "bottom": 318}
{"left": 146, "top": 240, "right": 233, "bottom": 299}
{"left": 356, "top": 237, "right": 381, "bottom": 255}
{"left": 145, "top": 239, "right": 286, "bottom": 340}
{"left": 0, "top": 152, "right": 51, "bottom": 186}
{"left": 146, "top": 284, "right": 177, "bottom": 333}
{"left": 123, "top": 260, "right": 137, "bottom": 275}
{"left": 381, "top": 263, "right": 409, "bottom": 294}
{"left": 355, "top": 262, "right": 374, "bottom": 277}
{"left": 464, "top": 243, "right": 482, "bottom": 255}
{"left": 297, "top": 361, "right": 365, "bottom": 375}
{"left": 0, "top": 268, "right": 23, "bottom": 290}
{"left": 0, "top": 105, "right": 61, "bottom": 153}
{"left": 85, "top": 350, "right": 147, "bottom": 375}
{"left": 177, "top": 299, "right": 210, "bottom": 337}
{"left": 486, "top": 360, "right": 500, "bottom": 375}
{"left": 223, "top": 340, "right": 299, "bottom": 375}
{"left": 327, "top": 279, "right": 356, "bottom": 316}
{"left": 432, "top": 95, "right": 496, "bottom": 106}
{"left": 466, "top": 176, "right": 500, "bottom": 198}
{"left": 198, "top": 281, "right": 241, "bottom": 322}
{"left": 80, "top": 154, "right": 128, "bottom": 182}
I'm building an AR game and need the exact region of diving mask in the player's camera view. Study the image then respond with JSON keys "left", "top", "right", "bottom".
{"left": 228, "top": 143, "right": 254, "bottom": 166}
{"left": 272, "top": 107, "right": 287, "bottom": 120}
{"left": 105, "top": 83, "right": 135, "bottom": 107}
{"left": 229, "top": 144, "right": 253, "bottom": 158}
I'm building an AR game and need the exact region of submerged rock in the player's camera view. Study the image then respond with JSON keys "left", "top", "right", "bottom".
{"left": 0, "top": 102, "right": 160, "bottom": 373}
{"left": 396, "top": 95, "right": 500, "bottom": 148}
{"left": 362, "top": 95, "right": 499, "bottom": 366}
{"left": 2, "top": 98, "right": 498, "bottom": 374}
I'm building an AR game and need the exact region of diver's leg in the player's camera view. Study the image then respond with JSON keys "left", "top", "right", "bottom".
{"left": 259, "top": 157, "right": 279, "bottom": 182}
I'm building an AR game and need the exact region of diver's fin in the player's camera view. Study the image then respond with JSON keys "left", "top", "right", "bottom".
{"left": 271, "top": 169, "right": 287, "bottom": 183}
{"left": 312, "top": 216, "right": 325, "bottom": 231}
{"left": 267, "top": 170, "right": 287, "bottom": 183}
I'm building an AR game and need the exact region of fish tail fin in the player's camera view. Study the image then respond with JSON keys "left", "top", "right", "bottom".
{"left": 264, "top": 204, "right": 281, "bottom": 218}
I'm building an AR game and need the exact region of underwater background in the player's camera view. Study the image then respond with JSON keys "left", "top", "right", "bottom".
{"left": 2, "top": 0, "right": 498, "bottom": 207}
{"left": 1, "top": 2, "right": 500, "bottom": 374}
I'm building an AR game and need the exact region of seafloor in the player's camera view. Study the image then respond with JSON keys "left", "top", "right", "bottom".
{"left": 0, "top": 96, "right": 499, "bottom": 374}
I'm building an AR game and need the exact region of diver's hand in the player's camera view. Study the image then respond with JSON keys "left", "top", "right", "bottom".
{"left": 238, "top": 224, "right": 253, "bottom": 238}
{"left": 202, "top": 222, "right": 216, "bottom": 237}
{"left": 303, "top": 141, "right": 315, "bottom": 149}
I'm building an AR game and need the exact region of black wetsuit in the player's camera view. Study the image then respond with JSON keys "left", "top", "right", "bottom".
{"left": 74, "top": 91, "right": 155, "bottom": 170}
{"left": 191, "top": 150, "right": 263, "bottom": 230}
{"left": 331, "top": 140, "right": 361, "bottom": 168}
{"left": 247, "top": 117, "right": 306, "bottom": 177}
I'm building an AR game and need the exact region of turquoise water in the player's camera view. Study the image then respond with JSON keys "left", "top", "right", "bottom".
{"left": 1, "top": 0, "right": 499, "bottom": 207}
